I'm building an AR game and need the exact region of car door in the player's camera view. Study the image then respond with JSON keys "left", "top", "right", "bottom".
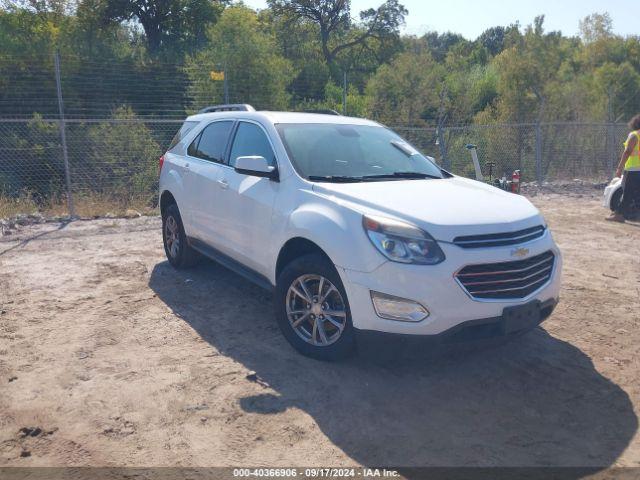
{"left": 216, "top": 121, "right": 280, "bottom": 277}
{"left": 185, "top": 120, "right": 235, "bottom": 247}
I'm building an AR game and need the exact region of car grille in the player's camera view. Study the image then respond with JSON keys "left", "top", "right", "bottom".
{"left": 453, "top": 226, "right": 546, "bottom": 249}
{"left": 455, "top": 251, "right": 555, "bottom": 300}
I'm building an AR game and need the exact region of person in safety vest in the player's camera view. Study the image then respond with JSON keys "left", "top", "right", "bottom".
{"left": 607, "top": 114, "right": 640, "bottom": 222}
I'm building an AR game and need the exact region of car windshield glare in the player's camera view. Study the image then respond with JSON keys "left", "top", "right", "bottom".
{"left": 275, "top": 123, "right": 443, "bottom": 181}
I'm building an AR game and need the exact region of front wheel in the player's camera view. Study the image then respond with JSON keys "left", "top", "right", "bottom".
{"left": 275, "top": 254, "right": 355, "bottom": 361}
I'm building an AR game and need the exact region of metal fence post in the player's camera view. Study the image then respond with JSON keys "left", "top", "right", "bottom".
{"left": 223, "top": 61, "right": 229, "bottom": 104}
{"left": 606, "top": 122, "right": 615, "bottom": 174}
{"left": 535, "top": 122, "right": 543, "bottom": 184}
{"left": 342, "top": 71, "right": 347, "bottom": 115}
{"left": 438, "top": 127, "right": 450, "bottom": 170}
{"left": 54, "top": 51, "right": 75, "bottom": 217}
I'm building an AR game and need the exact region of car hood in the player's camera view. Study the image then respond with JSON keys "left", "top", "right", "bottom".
{"left": 312, "top": 177, "right": 544, "bottom": 242}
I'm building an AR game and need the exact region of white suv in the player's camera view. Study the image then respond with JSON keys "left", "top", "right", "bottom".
{"left": 159, "top": 105, "right": 562, "bottom": 360}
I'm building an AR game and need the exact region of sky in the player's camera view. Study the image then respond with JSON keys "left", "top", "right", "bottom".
{"left": 240, "top": 0, "right": 637, "bottom": 40}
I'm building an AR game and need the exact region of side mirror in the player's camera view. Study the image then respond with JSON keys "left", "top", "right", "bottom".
{"left": 234, "top": 156, "right": 278, "bottom": 180}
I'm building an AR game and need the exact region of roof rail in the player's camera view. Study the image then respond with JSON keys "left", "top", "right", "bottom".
{"left": 198, "top": 104, "right": 255, "bottom": 114}
{"left": 302, "top": 109, "right": 341, "bottom": 116}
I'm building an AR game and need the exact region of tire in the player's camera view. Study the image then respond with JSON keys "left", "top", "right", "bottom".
{"left": 610, "top": 187, "right": 623, "bottom": 212}
{"left": 275, "top": 253, "right": 355, "bottom": 361}
{"left": 162, "top": 203, "right": 200, "bottom": 269}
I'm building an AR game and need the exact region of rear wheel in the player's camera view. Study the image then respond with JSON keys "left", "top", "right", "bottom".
{"left": 275, "top": 254, "right": 355, "bottom": 361}
{"left": 162, "top": 203, "right": 200, "bottom": 269}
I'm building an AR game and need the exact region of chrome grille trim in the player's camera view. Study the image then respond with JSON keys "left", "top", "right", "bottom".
{"left": 468, "top": 276, "right": 549, "bottom": 296}
{"left": 461, "top": 265, "right": 553, "bottom": 286}
{"left": 453, "top": 226, "right": 546, "bottom": 249}
{"left": 455, "top": 251, "right": 555, "bottom": 300}
{"left": 456, "top": 256, "right": 552, "bottom": 278}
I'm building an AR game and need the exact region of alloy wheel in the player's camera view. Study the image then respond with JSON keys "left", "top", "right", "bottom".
{"left": 165, "top": 215, "right": 180, "bottom": 259}
{"left": 286, "top": 274, "right": 347, "bottom": 346}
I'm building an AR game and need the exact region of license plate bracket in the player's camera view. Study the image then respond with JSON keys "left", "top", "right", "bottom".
{"left": 502, "top": 301, "right": 542, "bottom": 334}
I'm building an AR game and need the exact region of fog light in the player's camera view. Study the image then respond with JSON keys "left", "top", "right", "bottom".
{"left": 370, "top": 291, "right": 429, "bottom": 322}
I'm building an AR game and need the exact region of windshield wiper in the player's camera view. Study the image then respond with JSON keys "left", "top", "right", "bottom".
{"left": 361, "top": 171, "right": 442, "bottom": 180}
{"left": 308, "top": 172, "right": 441, "bottom": 183}
{"left": 308, "top": 175, "right": 364, "bottom": 183}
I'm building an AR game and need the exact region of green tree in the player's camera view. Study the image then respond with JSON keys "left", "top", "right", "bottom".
{"left": 480, "top": 16, "right": 568, "bottom": 124}
{"left": 99, "top": 0, "right": 226, "bottom": 56}
{"left": 0, "top": 3, "right": 66, "bottom": 58}
{"left": 83, "top": 106, "right": 161, "bottom": 201}
{"left": 594, "top": 62, "right": 640, "bottom": 122}
{"left": 297, "top": 80, "right": 367, "bottom": 117}
{"left": 477, "top": 24, "right": 521, "bottom": 56}
{"left": 444, "top": 64, "right": 498, "bottom": 124}
{"left": 420, "top": 31, "right": 467, "bottom": 62}
{"left": 579, "top": 12, "right": 613, "bottom": 44}
{"left": 267, "top": 0, "right": 406, "bottom": 79}
{"left": 366, "top": 50, "right": 444, "bottom": 126}
{"left": 265, "top": 9, "right": 331, "bottom": 102}
{"left": 185, "top": 6, "right": 294, "bottom": 111}
{"left": 0, "top": 114, "right": 63, "bottom": 199}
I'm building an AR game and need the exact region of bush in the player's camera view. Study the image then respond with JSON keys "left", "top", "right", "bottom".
{"left": 76, "top": 107, "right": 162, "bottom": 204}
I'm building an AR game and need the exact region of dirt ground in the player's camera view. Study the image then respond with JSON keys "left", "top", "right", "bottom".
{"left": 1, "top": 192, "right": 639, "bottom": 469}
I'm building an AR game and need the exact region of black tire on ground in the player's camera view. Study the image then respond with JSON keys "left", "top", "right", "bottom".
{"left": 275, "top": 253, "right": 355, "bottom": 361}
{"left": 610, "top": 188, "right": 623, "bottom": 212}
{"left": 162, "top": 203, "right": 200, "bottom": 269}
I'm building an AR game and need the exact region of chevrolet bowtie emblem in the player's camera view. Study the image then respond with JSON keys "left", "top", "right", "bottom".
{"left": 511, "top": 247, "right": 530, "bottom": 258}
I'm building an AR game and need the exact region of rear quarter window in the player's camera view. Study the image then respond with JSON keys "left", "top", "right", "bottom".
{"left": 168, "top": 121, "right": 198, "bottom": 151}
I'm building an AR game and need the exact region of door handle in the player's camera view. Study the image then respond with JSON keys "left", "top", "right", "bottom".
{"left": 218, "top": 179, "right": 229, "bottom": 190}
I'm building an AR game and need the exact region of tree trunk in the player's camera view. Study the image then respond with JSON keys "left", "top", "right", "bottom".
{"left": 320, "top": 25, "right": 340, "bottom": 80}
{"left": 141, "top": 18, "right": 163, "bottom": 54}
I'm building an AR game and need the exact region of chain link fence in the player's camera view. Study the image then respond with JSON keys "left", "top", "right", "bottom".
{"left": 1, "top": 118, "right": 627, "bottom": 219}
{"left": 0, "top": 118, "right": 181, "bottom": 217}
{"left": 0, "top": 53, "right": 630, "bottom": 219}
{"left": 394, "top": 122, "right": 625, "bottom": 182}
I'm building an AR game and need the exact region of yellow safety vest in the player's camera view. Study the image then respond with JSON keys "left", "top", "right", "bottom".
{"left": 624, "top": 131, "right": 640, "bottom": 171}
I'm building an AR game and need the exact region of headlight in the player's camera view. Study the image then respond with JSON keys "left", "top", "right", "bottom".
{"left": 363, "top": 214, "right": 445, "bottom": 265}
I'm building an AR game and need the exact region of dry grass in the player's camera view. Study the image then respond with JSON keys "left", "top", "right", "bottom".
{"left": 49, "top": 192, "right": 158, "bottom": 218}
{"left": 0, "top": 192, "right": 40, "bottom": 218}
{"left": 0, "top": 191, "right": 158, "bottom": 220}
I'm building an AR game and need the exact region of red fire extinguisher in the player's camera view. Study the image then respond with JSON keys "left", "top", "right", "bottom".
{"left": 511, "top": 170, "right": 521, "bottom": 194}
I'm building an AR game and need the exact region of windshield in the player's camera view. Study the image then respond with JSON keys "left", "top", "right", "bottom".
{"left": 275, "top": 123, "right": 444, "bottom": 182}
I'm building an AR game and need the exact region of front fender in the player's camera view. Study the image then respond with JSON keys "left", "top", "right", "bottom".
{"left": 283, "top": 202, "right": 386, "bottom": 274}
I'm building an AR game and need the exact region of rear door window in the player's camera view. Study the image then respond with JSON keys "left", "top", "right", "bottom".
{"left": 188, "top": 121, "right": 234, "bottom": 163}
{"left": 168, "top": 121, "right": 198, "bottom": 152}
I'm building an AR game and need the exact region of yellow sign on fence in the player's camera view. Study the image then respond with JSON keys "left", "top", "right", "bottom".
{"left": 209, "top": 70, "right": 225, "bottom": 81}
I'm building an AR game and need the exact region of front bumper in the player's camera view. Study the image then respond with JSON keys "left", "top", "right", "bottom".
{"left": 338, "top": 230, "right": 562, "bottom": 336}
{"left": 355, "top": 297, "right": 557, "bottom": 356}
